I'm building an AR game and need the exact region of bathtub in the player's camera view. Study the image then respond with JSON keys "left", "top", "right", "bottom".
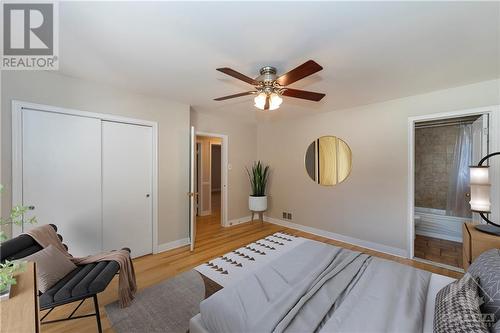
{"left": 414, "top": 207, "right": 468, "bottom": 242}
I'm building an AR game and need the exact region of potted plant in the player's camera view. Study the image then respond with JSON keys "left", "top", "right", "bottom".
{"left": 0, "top": 184, "right": 36, "bottom": 300}
{"left": 246, "top": 161, "right": 270, "bottom": 213}
{"left": 0, "top": 261, "right": 25, "bottom": 301}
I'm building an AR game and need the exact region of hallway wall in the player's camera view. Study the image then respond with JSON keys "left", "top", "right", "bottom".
{"left": 197, "top": 136, "right": 221, "bottom": 215}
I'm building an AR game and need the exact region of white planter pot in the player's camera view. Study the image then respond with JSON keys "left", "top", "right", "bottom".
{"left": 249, "top": 196, "right": 267, "bottom": 212}
{"left": 0, "top": 284, "right": 11, "bottom": 302}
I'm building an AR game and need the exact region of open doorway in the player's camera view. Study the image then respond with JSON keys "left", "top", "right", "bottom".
{"left": 211, "top": 144, "right": 222, "bottom": 220}
{"left": 410, "top": 112, "right": 489, "bottom": 270}
{"left": 195, "top": 134, "right": 226, "bottom": 227}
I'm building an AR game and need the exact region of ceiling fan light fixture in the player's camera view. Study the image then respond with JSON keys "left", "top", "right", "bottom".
{"left": 254, "top": 92, "right": 267, "bottom": 110}
{"left": 269, "top": 93, "right": 283, "bottom": 110}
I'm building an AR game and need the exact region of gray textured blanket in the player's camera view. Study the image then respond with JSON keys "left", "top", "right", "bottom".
{"left": 200, "top": 240, "right": 431, "bottom": 333}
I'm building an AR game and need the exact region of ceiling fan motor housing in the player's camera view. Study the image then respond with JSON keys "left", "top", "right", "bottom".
{"left": 258, "top": 66, "right": 277, "bottom": 83}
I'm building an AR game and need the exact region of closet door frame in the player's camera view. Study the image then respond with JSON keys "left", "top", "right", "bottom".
{"left": 11, "top": 100, "right": 159, "bottom": 253}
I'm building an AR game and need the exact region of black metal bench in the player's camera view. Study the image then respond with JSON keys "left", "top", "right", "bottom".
{"left": 0, "top": 224, "right": 127, "bottom": 332}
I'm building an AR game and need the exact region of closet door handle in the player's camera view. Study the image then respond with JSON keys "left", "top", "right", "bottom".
{"left": 146, "top": 194, "right": 150, "bottom": 198}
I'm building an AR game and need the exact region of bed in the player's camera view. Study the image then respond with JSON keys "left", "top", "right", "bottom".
{"left": 190, "top": 233, "right": 456, "bottom": 333}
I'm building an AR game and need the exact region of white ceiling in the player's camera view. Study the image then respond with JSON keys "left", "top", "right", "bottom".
{"left": 59, "top": 1, "right": 500, "bottom": 122}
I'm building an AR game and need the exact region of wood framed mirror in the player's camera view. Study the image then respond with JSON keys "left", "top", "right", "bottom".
{"left": 305, "top": 136, "right": 352, "bottom": 186}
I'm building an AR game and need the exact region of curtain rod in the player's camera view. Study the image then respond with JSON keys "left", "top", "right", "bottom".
{"left": 415, "top": 119, "right": 475, "bottom": 129}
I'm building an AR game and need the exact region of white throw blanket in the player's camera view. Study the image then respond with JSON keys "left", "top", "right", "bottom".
{"left": 195, "top": 232, "right": 306, "bottom": 287}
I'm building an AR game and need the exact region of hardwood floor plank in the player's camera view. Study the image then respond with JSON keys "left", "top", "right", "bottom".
{"left": 414, "top": 235, "right": 463, "bottom": 269}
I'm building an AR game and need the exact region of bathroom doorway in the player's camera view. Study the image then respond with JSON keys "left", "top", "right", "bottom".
{"left": 410, "top": 112, "right": 489, "bottom": 269}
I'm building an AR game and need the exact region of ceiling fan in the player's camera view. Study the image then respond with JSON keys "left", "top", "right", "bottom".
{"left": 214, "top": 60, "right": 325, "bottom": 111}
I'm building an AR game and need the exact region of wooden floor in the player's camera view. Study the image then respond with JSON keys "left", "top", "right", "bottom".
{"left": 414, "top": 234, "right": 463, "bottom": 268}
{"left": 40, "top": 213, "right": 463, "bottom": 333}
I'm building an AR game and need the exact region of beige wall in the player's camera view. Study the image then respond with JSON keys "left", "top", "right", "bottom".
{"left": 258, "top": 79, "right": 500, "bottom": 254}
{"left": 1, "top": 71, "right": 190, "bottom": 245}
{"left": 191, "top": 110, "right": 257, "bottom": 221}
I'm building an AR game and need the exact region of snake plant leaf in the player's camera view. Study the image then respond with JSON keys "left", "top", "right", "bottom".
{"left": 246, "top": 161, "right": 270, "bottom": 196}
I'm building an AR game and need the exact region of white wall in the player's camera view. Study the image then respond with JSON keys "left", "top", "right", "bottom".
{"left": 258, "top": 79, "right": 500, "bottom": 256}
{"left": 191, "top": 110, "right": 257, "bottom": 222}
{"left": 1, "top": 71, "right": 190, "bottom": 246}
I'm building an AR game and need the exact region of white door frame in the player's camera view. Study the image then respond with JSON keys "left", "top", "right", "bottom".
{"left": 11, "top": 100, "right": 160, "bottom": 254}
{"left": 195, "top": 131, "right": 228, "bottom": 227}
{"left": 190, "top": 126, "right": 196, "bottom": 251}
{"left": 407, "top": 105, "right": 500, "bottom": 259}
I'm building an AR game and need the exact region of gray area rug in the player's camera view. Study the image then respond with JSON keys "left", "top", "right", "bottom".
{"left": 105, "top": 270, "right": 204, "bottom": 333}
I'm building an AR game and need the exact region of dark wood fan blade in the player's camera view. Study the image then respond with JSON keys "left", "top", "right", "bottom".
{"left": 281, "top": 88, "right": 325, "bottom": 101}
{"left": 214, "top": 91, "right": 256, "bottom": 101}
{"left": 264, "top": 96, "right": 270, "bottom": 110}
{"left": 216, "top": 68, "right": 259, "bottom": 85}
{"left": 276, "top": 60, "right": 323, "bottom": 86}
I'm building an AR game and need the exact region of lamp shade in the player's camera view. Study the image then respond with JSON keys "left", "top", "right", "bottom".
{"left": 470, "top": 166, "right": 489, "bottom": 184}
{"left": 469, "top": 166, "right": 491, "bottom": 213}
{"left": 254, "top": 93, "right": 267, "bottom": 110}
{"left": 269, "top": 93, "right": 283, "bottom": 111}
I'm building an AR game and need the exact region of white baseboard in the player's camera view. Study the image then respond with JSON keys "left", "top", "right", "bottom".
{"left": 227, "top": 215, "right": 252, "bottom": 227}
{"left": 156, "top": 238, "right": 190, "bottom": 254}
{"left": 264, "top": 216, "right": 408, "bottom": 258}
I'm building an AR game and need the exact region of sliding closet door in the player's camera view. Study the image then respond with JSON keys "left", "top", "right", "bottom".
{"left": 22, "top": 109, "right": 102, "bottom": 257}
{"left": 102, "top": 121, "right": 153, "bottom": 258}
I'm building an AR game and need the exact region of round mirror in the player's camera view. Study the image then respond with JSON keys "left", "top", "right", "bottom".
{"left": 305, "top": 136, "right": 352, "bottom": 186}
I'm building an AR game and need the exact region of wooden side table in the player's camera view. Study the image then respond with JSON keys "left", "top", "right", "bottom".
{"left": 463, "top": 223, "right": 500, "bottom": 270}
{"left": 0, "top": 262, "right": 39, "bottom": 333}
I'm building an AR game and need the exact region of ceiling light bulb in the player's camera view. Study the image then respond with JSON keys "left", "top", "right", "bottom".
{"left": 254, "top": 93, "right": 267, "bottom": 110}
{"left": 269, "top": 93, "right": 283, "bottom": 110}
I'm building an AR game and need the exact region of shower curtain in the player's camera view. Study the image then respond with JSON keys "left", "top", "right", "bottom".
{"left": 446, "top": 124, "right": 472, "bottom": 218}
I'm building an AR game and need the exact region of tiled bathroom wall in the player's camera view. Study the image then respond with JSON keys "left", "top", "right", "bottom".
{"left": 415, "top": 125, "right": 458, "bottom": 209}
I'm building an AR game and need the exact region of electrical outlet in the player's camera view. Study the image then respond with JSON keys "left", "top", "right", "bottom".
{"left": 287, "top": 213, "right": 292, "bottom": 220}
{"left": 282, "top": 212, "right": 287, "bottom": 219}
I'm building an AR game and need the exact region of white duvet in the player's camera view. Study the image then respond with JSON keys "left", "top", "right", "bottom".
{"left": 319, "top": 258, "right": 430, "bottom": 333}
{"left": 199, "top": 240, "right": 431, "bottom": 333}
